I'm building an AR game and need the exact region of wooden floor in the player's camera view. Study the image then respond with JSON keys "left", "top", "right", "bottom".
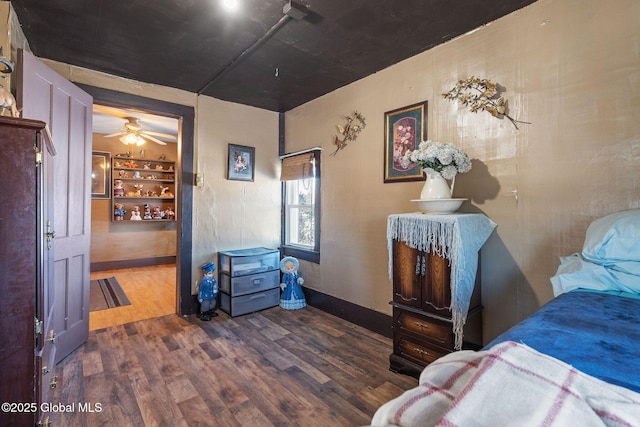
{"left": 53, "top": 269, "right": 417, "bottom": 426}
{"left": 89, "top": 264, "right": 176, "bottom": 331}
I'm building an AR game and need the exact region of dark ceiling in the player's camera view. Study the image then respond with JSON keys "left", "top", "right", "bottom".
{"left": 11, "top": 0, "right": 537, "bottom": 113}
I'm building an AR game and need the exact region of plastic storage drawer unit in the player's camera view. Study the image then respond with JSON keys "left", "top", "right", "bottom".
{"left": 220, "top": 288, "right": 280, "bottom": 317}
{"left": 218, "top": 248, "right": 279, "bottom": 277}
{"left": 218, "top": 247, "right": 280, "bottom": 317}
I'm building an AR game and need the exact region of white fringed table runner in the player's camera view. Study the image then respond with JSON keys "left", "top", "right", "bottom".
{"left": 387, "top": 213, "right": 496, "bottom": 350}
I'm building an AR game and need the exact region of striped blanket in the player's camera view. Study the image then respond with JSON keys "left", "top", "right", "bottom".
{"left": 371, "top": 341, "right": 640, "bottom": 427}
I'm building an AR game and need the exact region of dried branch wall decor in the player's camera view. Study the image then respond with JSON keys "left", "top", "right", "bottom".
{"left": 443, "top": 77, "right": 530, "bottom": 129}
{"left": 330, "top": 111, "right": 366, "bottom": 156}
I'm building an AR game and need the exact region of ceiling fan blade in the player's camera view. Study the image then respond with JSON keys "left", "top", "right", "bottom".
{"left": 93, "top": 104, "right": 134, "bottom": 119}
{"left": 142, "top": 134, "right": 167, "bottom": 145}
{"left": 104, "top": 131, "right": 125, "bottom": 138}
{"left": 143, "top": 130, "right": 177, "bottom": 140}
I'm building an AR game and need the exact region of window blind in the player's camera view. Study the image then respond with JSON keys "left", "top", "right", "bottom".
{"left": 280, "top": 149, "right": 319, "bottom": 181}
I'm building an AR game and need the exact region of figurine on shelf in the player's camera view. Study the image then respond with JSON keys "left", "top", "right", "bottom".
{"left": 143, "top": 162, "right": 151, "bottom": 169}
{"left": 152, "top": 206, "right": 163, "bottom": 220}
{"left": 132, "top": 170, "right": 141, "bottom": 179}
{"left": 113, "top": 179, "right": 125, "bottom": 197}
{"left": 130, "top": 206, "right": 142, "bottom": 220}
{"left": 164, "top": 206, "right": 175, "bottom": 220}
{"left": 159, "top": 185, "right": 173, "bottom": 197}
{"left": 114, "top": 203, "right": 126, "bottom": 221}
{"left": 118, "top": 169, "right": 129, "bottom": 178}
{"left": 124, "top": 159, "right": 138, "bottom": 168}
{"left": 143, "top": 204, "right": 152, "bottom": 220}
{"left": 279, "top": 256, "right": 307, "bottom": 310}
{"left": 197, "top": 261, "right": 219, "bottom": 321}
{"left": 155, "top": 164, "right": 164, "bottom": 170}
{"left": 126, "top": 183, "right": 143, "bottom": 197}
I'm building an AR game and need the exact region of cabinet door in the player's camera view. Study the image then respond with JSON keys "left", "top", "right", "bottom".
{"left": 392, "top": 240, "right": 422, "bottom": 308}
{"left": 422, "top": 251, "right": 452, "bottom": 317}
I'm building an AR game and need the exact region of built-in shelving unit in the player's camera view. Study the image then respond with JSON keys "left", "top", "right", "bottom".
{"left": 111, "top": 156, "right": 176, "bottom": 222}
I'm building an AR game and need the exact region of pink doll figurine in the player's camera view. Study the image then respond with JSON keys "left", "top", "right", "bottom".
{"left": 113, "top": 179, "right": 125, "bottom": 197}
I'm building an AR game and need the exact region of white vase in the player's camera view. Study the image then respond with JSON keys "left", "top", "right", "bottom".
{"left": 420, "top": 168, "right": 454, "bottom": 199}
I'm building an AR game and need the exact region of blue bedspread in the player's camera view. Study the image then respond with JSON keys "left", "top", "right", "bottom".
{"left": 486, "top": 290, "right": 640, "bottom": 393}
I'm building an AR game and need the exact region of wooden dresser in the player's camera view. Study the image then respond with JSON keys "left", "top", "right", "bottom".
{"left": 387, "top": 213, "right": 496, "bottom": 377}
{"left": 0, "top": 117, "right": 57, "bottom": 426}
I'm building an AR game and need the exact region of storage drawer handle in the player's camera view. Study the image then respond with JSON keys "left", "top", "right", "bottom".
{"left": 414, "top": 321, "right": 430, "bottom": 329}
{"left": 415, "top": 348, "right": 430, "bottom": 356}
{"left": 249, "top": 294, "right": 266, "bottom": 300}
{"left": 395, "top": 293, "right": 417, "bottom": 302}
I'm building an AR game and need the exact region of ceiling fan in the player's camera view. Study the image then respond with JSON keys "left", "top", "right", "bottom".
{"left": 105, "top": 116, "right": 176, "bottom": 146}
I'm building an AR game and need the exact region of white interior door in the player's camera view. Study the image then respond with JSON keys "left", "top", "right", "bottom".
{"left": 17, "top": 50, "right": 93, "bottom": 362}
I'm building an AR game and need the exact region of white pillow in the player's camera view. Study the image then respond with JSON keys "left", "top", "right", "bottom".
{"left": 582, "top": 209, "right": 640, "bottom": 263}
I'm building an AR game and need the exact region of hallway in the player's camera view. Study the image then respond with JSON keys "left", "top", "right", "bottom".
{"left": 89, "top": 264, "right": 176, "bottom": 331}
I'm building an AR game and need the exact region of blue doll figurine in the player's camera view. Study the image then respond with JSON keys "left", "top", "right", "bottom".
{"left": 198, "top": 261, "right": 219, "bottom": 321}
{"left": 279, "top": 256, "right": 306, "bottom": 310}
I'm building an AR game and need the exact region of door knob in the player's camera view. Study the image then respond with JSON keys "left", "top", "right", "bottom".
{"left": 46, "top": 220, "right": 56, "bottom": 249}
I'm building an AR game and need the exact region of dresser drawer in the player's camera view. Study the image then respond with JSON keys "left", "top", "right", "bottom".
{"left": 220, "top": 287, "right": 279, "bottom": 317}
{"left": 394, "top": 307, "right": 454, "bottom": 350}
{"left": 220, "top": 270, "right": 279, "bottom": 297}
{"left": 395, "top": 333, "right": 451, "bottom": 367}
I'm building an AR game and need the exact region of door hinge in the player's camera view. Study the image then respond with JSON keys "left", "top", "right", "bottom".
{"left": 34, "top": 145, "right": 42, "bottom": 165}
{"left": 35, "top": 317, "right": 43, "bottom": 336}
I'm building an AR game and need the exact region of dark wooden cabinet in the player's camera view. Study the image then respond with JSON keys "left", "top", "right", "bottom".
{"left": 389, "top": 239, "right": 483, "bottom": 377}
{"left": 0, "top": 117, "right": 56, "bottom": 426}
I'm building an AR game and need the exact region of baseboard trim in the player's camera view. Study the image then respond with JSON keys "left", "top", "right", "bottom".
{"left": 304, "top": 287, "right": 393, "bottom": 339}
{"left": 90, "top": 256, "right": 177, "bottom": 272}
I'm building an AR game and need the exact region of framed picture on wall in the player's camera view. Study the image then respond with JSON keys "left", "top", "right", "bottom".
{"left": 383, "top": 101, "right": 428, "bottom": 183}
{"left": 91, "top": 151, "right": 111, "bottom": 198}
{"left": 227, "top": 144, "right": 255, "bottom": 182}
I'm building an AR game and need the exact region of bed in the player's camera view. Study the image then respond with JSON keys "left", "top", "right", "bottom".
{"left": 370, "top": 209, "right": 640, "bottom": 426}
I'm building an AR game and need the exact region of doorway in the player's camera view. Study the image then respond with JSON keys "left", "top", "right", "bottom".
{"left": 79, "top": 84, "right": 196, "bottom": 317}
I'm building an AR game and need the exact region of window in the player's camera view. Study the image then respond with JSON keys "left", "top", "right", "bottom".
{"left": 281, "top": 149, "right": 320, "bottom": 263}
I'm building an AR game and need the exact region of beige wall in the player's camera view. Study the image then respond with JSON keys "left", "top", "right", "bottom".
{"left": 191, "top": 96, "right": 281, "bottom": 292}
{"left": 284, "top": 0, "right": 640, "bottom": 342}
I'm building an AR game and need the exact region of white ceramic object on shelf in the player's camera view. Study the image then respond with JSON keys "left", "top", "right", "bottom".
{"left": 411, "top": 198, "right": 467, "bottom": 214}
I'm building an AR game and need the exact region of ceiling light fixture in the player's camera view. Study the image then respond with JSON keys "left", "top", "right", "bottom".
{"left": 119, "top": 133, "right": 146, "bottom": 146}
{"left": 222, "top": 0, "right": 239, "bottom": 11}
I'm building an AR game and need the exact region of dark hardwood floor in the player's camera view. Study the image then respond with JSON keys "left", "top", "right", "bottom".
{"left": 52, "top": 305, "right": 417, "bottom": 426}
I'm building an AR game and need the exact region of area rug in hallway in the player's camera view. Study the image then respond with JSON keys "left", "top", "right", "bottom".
{"left": 90, "top": 277, "right": 131, "bottom": 312}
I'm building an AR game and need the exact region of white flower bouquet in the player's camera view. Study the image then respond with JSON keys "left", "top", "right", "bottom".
{"left": 401, "top": 140, "right": 472, "bottom": 180}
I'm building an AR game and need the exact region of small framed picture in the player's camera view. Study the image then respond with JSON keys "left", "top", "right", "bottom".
{"left": 383, "top": 101, "right": 428, "bottom": 183}
{"left": 227, "top": 144, "right": 255, "bottom": 182}
{"left": 91, "top": 151, "right": 111, "bottom": 198}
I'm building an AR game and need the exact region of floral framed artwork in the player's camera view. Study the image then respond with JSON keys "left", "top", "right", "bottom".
{"left": 227, "top": 144, "right": 255, "bottom": 181}
{"left": 91, "top": 151, "right": 111, "bottom": 198}
{"left": 383, "top": 101, "right": 428, "bottom": 183}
